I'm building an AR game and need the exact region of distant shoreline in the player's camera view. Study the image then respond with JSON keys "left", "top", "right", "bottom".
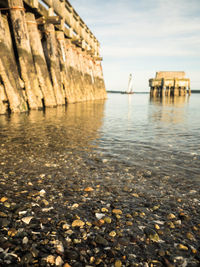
{"left": 107, "top": 90, "right": 200, "bottom": 94}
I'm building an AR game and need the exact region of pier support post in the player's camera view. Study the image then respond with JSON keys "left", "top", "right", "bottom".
{"left": 56, "top": 30, "right": 71, "bottom": 103}
{"left": 42, "top": 23, "right": 65, "bottom": 105}
{"left": 8, "top": 0, "right": 43, "bottom": 109}
{"left": 0, "top": 12, "right": 28, "bottom": 113}
{"left": 26, "top": 12, "right": 57, "bottom": 107}
{"left": 0, "top": 83, "right": 8, "bottom": 114}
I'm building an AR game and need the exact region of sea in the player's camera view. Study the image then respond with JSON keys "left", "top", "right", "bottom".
{"left": 0, "top": 93, "right": 199, "bottom": 183}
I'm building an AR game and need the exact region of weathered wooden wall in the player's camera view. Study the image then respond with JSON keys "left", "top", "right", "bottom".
{"left": 149, "top": 71, "right": 191, "bottom": 97}
{"left": 0, "top": 0, "right": 107, "bottom": 114}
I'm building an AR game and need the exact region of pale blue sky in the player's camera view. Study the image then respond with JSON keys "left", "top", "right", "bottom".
{"left": 71, "top": 0, "right": 200, "bottom": 91}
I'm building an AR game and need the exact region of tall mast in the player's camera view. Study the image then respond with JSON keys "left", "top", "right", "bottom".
{"left": 127, "top": 74, "right": 133, "bottom": 93}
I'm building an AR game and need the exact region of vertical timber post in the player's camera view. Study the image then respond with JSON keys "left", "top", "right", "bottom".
{"left": 26, "top": 12, "right": 57, "bottom": 107}
{"left": 43, "top": 23, "right": 65, "bottom": 105}
{"left": 0, "top": 12, "right": 27, "bottom": 113}
{"left": 56, "top": 30, "right": 71, "bottom": 103}
{"left": 8, "top": 0, "right": 43, "bottom": 109}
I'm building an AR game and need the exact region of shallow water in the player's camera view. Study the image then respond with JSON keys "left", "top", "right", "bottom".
{"left": 0, "top": 93, "right": 200, "bottom": 266}
{"left": 0, "top": 93, "right": 199, "bottom": 182}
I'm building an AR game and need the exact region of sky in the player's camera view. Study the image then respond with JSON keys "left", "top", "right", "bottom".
{"left": 71, "top": 0, "right": 200, "bottom": 92}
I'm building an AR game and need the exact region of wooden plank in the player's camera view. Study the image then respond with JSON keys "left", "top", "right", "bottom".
{"left": 26, "top": 12, "right": 57, "bottom": 107}
{"left": 56, "top": 31, "right": 71, "bottom": 102}
{"left": 23, "top": 0, "right": 38, "bottom": 9}
{"left": 8, "top": 0, "right": 43, "bottom": 109}
{"left": 42, "top": 23, "right": 65, "bottom": 105}
{"left": 0, "top": 13, "right": 28, "bottom": 113}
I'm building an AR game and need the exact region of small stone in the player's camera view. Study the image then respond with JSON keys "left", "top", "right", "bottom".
{"left": 112, "top": 209, "right": 122, "bottom": 215}
{"left": 95, "top": 213, "right": 105, "bottom": 220}
{"left": 144, "top": 227, "right": 160, "bottom": 242}
{"left": 72, "top": 219, "right": 85, "bottom": 228}
{"left": 167, "top": 213, "right": 176, "bottom": 220}
{"left": 152, "top": 205, "right": 160, "bottom": 211}
{"left": 42, "top": 199, "right": 49, "bottom": 206}
{"left": 167, "top": 221, "right": 175, "bottom": 229}
{"left": 132, "top": 193, "right": 139, "bottom": 198}
{"left": 155, "top": 224, "right": 160, "bottom": 230}
{"left": 84, "top": 187, "right": 94, "bottom": 192}
{"left": 63, "top": 264, "right": 72, "bottom": 267}
{"left": 55, "top": 256, "right": 63, "bottom": 266}
{"left": 22, "top": 236, "right": 29, "bottom": 244}
{"left": 46, "top": 255, "right": 55, "bottom": 264}
{"left": 101, "top": 207, "right": 108, "bottom": 212}
{"left": 192, "top": 248, "right": 197, "bottom": 254}
{"left": 0, "top": 212, "right": 7, "bottom": 217}
{"left": 126, "top": 221, "right": 133, "bottom": 226}
{"left": 115, "top": 260, "right": 122, "bottom": 267}
{"left": 158, "top": 250, "right": 165, "bottom": 257}
{"left": 4, "top": 202, "right": 10, "bottom": 208}
{"left": 95, "top": 235, "right": 108, "bottom": 246}
{"left": 22, "top": 216, "right": 33, "bottom": 225}
{"left": 103, "top": 217, "right": 112, "bottom": 224}
{"left": 186, "top": 232, "right": 195, "bottom": 240}
{"left": 65, "top": 250, "right": 79, "bottom": 260}
{"left": 109, "top": 231, "right": 116, "bottom": 237}
{"left": 0, "top": 197, "right": 8, "bottom": 203}
{"left": 90, "top": 256, "right": 95, "bottom": 264}
{"left": 39, "top": 189, "right": 46, "bottom": 196}
{"left": 63, "top": 223, "right": 70, "bottom": 230}
{"left": 178, "top": 244, "right": 188, "bottom": 251}
{"left": 8, "top": 228, "right": 17, "bottom": 237}
{"left": 56, "top": 242, "right": 64, "bottom": 253}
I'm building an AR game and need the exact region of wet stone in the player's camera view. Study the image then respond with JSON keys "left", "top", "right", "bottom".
{"left": 65, "top": 250, "right": 79, "bottom": 260}
{"left": 95, "top": 235, "right": 109, "bottom": 246}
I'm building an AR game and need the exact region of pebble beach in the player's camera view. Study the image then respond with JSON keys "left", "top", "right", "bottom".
{"left": 0, "top": 97, "right": 200, "bottom": 266}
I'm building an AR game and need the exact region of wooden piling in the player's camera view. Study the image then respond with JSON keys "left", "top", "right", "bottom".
{"left": 42, "top": 23, "right": 65, "bottom": 105}
{"left": 56, "top": 30, "right": 72, "bottom": 103}
{"left": 8, "top": 0, "right": 43, "bottom": 109}
{"left": 0, "top": 12, "right": 28, "bottom": 113}
{"left": 26, "top": 12, "right": 57, "bottom": 107}
{"left": 0, "top": 83, "right": 8, "bottom": 114}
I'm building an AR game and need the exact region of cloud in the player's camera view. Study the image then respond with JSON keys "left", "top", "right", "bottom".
{"left": 71, "top": 0, "right": 200, "bottom": 90}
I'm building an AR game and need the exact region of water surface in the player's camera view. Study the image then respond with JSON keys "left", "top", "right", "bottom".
{"left": 0, "top": 94, "right": 199, "bottom": 182}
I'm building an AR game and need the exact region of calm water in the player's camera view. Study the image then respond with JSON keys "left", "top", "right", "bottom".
{"left": 0, "top": 93, "right": 199, "bottom": 182}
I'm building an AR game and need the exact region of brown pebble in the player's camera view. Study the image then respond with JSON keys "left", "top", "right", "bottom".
{"left": 112, "top": 209, "right": 122, "bottom": 215}
{"left": 84, "top": 187, "right": 94, "bottom": 192}
{"left": 72, "top": 220, "right": 85, "bottom": 228}
{"left": 178, "top": 244, "right": 188, "bottom": 251}
{"left": 115, "top": 259, "right": 122, "bottom": 267}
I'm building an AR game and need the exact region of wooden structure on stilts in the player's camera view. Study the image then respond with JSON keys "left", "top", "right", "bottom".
{"left": 149, "top": 71, "right": 191, "bottom": 97}
{"left": 0, "top": 0, "right": 107, "bottom": 114}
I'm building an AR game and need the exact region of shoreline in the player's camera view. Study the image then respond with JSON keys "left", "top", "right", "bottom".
{"left": 0, "top": 153, "right": 199, "bottom": 266}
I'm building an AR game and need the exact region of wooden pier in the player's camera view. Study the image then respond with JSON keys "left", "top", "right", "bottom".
{"left": 149, "top": 71, "right": 191, "bottom": 97}
{"left": 0, "top": 0, "right": 107, "bottom": 114}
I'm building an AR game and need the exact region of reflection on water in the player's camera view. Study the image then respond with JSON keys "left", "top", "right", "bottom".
{"left": 149, "top": 95, "right": 190, "bottom": 124}
{"left": 0, "top": 94, "right": 199, "bottom": 182}
{"left": 0, "top": 101, "right": 105, "bottom": 176}
{"left": 100, "top": 93, "right": 200, "bottom": 181}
